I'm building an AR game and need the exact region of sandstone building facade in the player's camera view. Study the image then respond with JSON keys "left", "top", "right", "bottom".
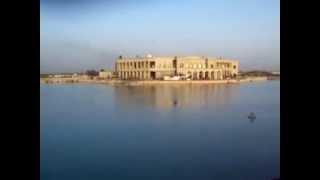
{"left": 98, "top": 69, "right": 113, "bottom": 79}
{"left": 115, "top": 55, "right": 239, "bottom": 80}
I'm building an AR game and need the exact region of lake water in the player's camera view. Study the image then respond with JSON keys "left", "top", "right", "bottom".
{"left": 41, "top": 81, "right": 280, "bottom": 180}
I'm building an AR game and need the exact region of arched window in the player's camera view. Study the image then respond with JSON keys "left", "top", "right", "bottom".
{"left": 199, "top": 71, "right": 204, "bottom": 80}
{"left": 193, "top": 72, "right": 198, "bottom": 80}
{"left": 205, "top": 71, "right": 209, "bottom": 80}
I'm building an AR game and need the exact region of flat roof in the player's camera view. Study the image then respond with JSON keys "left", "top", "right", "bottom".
{"left": 117, "top": 55, "right": 237, "bottom": 61}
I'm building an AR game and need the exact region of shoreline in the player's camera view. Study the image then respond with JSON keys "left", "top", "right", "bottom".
{"left": 40, "top": 76, "right": 278, "bottom": 86}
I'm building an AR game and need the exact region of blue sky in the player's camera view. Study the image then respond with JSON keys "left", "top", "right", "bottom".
{"left": 41, "top": 0, "right": 280, "bottom": 73}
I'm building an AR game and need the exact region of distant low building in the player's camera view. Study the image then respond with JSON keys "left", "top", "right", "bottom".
{"left": 99, "top": 69, "right": 113, "bottom": 79}
{"left": 78, "top": 74, "right": 90, "bottom": 80}
{"left": 72, "top": 73, "right": 78, "bottom": 78}
{"left": 53, "top": 74, "right": 63, "bottom": 78}
{"left": 53, "top": 74, "right": 72, "bottom": 78}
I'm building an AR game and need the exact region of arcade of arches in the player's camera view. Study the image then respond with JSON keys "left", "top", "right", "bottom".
{"left": 117, "top": 70, "right": 227, "bottom": 80}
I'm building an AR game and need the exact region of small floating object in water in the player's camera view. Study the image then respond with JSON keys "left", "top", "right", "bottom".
{"left": 248, "top": 112, "right": 256, "bottom": 120}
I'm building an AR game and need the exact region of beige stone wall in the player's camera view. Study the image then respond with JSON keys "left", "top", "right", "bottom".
{"left": 175, "top": 57, "right": 238, "bottom": 80}
{"left": 115, "top": 56, "right": 175, "bottom": 80}
{"left": 99, "top": 71, "right": 112, "bottom": 78}
{"left": 115, "top": 55, "right": 238, "bottom": 80}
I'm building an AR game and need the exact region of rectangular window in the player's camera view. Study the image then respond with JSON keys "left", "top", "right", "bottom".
{"left": 150, "top": 62, "right": 155, "bottom": 68}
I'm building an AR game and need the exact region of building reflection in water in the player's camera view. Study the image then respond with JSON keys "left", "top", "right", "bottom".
{"left": 113, "top": 84, "right": 240, "bottom": 111}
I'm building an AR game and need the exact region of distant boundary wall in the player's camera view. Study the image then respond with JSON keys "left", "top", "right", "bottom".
{"left": 41, "top": 77, "right": 269, "bottom": 86}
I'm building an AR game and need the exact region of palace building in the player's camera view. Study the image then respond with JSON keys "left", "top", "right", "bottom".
{"left": 115, "top": 54, "right": 239, "bottom": 80}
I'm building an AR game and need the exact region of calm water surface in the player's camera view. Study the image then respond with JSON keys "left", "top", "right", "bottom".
{"left": 41, "top": 81, "right": 280, "bottom": 180}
